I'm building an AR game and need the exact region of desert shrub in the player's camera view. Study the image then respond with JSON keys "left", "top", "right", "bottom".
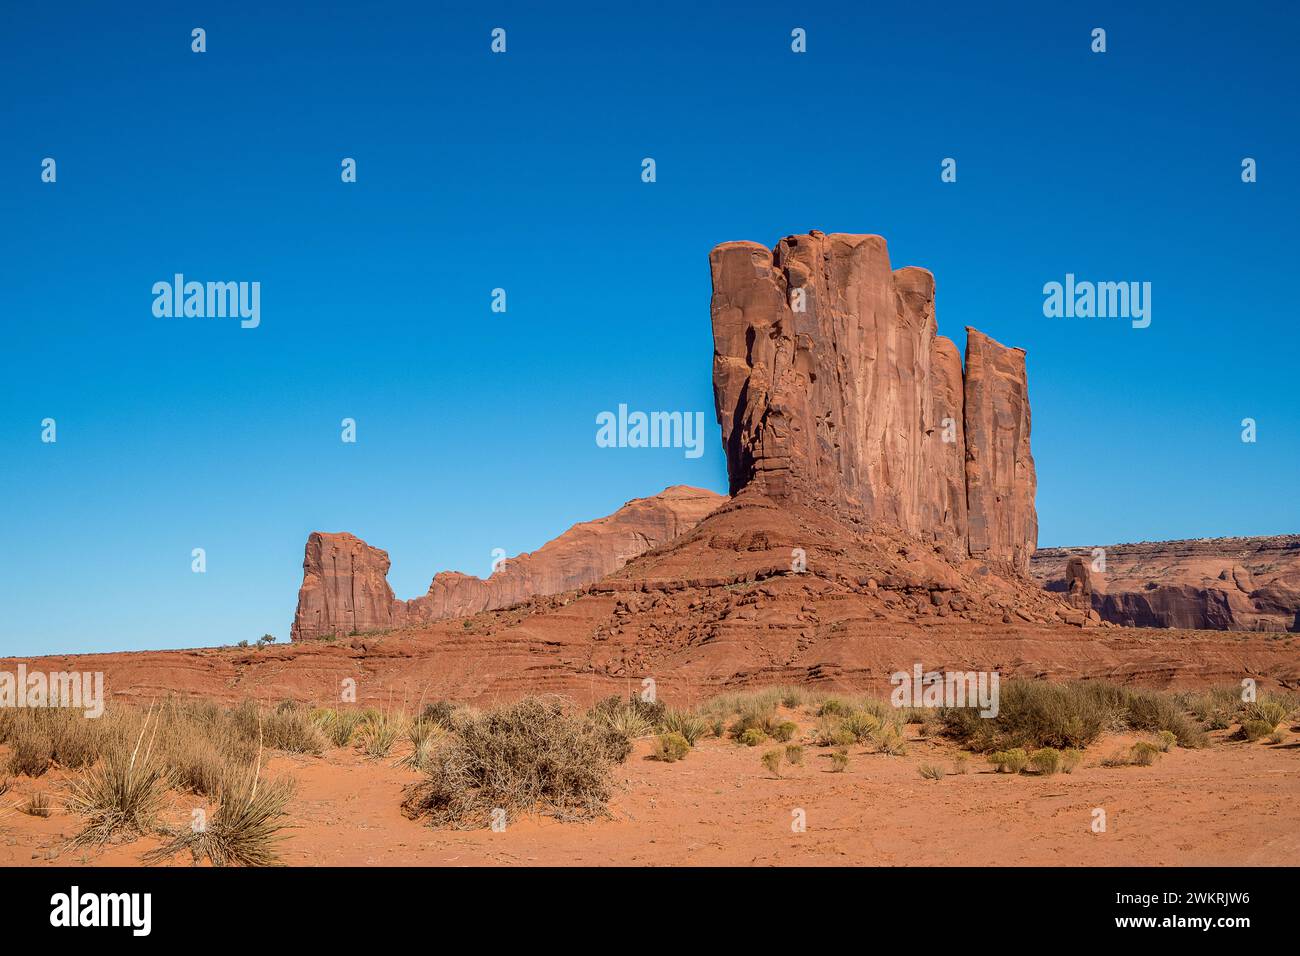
{"left": 952, "top": 755, "right": 969, "bottom": 775}
{"left": 1030, "top": 747, "right": 1061, "bottom": 775}
{"left": 1101, "top": 749, "right": 1130, "bottom": 768}
{"left": 319, "top": 709, "right": 365, "bottom": 748}
{"left": 872, "top": 723, "right": 907, "bottom": 756}
{"left": 65, "top": 711, "right": 169, "bottom": 847}
{"left": 815, "top": 718, "right": 856, "bottom": 748}
{"left": 779, "top": 687, "right": 808, "bottom": 709}
{"left": 146, "top": 764, "right": 294, "bottom": 867}
{"left": 785, "top": 744, "right": 804, "bottom": 766}
{"left": 1129, "top": 742, "right": 1161, "bottom": 766}
{"left": 941, "top": 681, "right": 1109, "bottom": 752}
{"left": 400, "top": 719, "right": 444, "bottom": 771}
{"left": 941, "top": 680, "right": 1209, "bottom": 752}
{"left": 402, "top": 696, "right": 622, "bottom": 828}
{"left": 818, "top": 698, "right": 851, "bottom": 717}
{"left": 842, "top": 710, "right": 883, "bottom": 743}
{"left": 1156, "top": 730, "right": 1177, "bottom": 753}
{"left": 737, "top": 728, "right": 766, "bottom": 747}
{"left": 659, "top": 709, "right": 709, "bottom": 746}
{"left": 1268, "top": 730, "right": 1285, "bottom": 745}
{"left": 989, "top": 748, "right": 1028, "bottom": 774}
{"left": 1061, "top": 748, "right": 1083, "bottom": 773}
{"left": 594, "top": 694, "right": 664, "bottom": 736}
{"left": 1245, "top": 700, "right": 1289, "bottom": 730}
{"left": 650, "top": 732, "right": 690, "bottom": 763}
{"left": 918, "top": 763, "right": 943, "bottom": 781}
{"left": 771, "top": 721, "right": 798, "bottom": 743}
{"left": 761, "top": 749, "right": 783, "bottom": 777}
{"left": 1, "top": 708, "right": 111, "bottom": 777}
{"left": 357, "top": 710, "right": 405, "bottom": 759}
{"left": 710, "top": 718, "right": 726, "bottom": 739}
{"left": 22, "top": 792, "right": 52, "bottom": 817}
{"left": 594, "top": 697, "right": 654, "bottom": 741}
{"left": 829, "top": 749, "right": 849, "bottom": 772}
{"left": 420, "top": 701, "right": 458, "bottom": 729}
{"left": 262, "top": 705, "right": 326, "bottom": 755}
{"left": 1241, "top": 720, "right": 1272, "bottom": 742}
{"left": 1124, "top": 689, "right": 1206, "bottom": 748}
{"left": 917, "top": 715, "right": 942, "bottom": 738}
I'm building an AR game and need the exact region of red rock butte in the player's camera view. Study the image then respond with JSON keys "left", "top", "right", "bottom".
{"left": 710, "top": 231, "right": 1036, "bottom": 574}
{"left": 290, "top": 486, "right": 724, "bottom": 640}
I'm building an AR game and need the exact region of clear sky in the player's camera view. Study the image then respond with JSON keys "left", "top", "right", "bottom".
{"left": 3, "top": 1, "right": 1297, "bottom": 656}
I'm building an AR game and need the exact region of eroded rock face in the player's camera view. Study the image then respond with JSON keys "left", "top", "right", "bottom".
{"left": 290, "top": 485, "right": 724, "bottom": 640}
{"left": 710, "top": 231, "right": 1036, "bottom": 573}
{"left": 1033, "top": 536, "right": 1300, "bottom": 631}
{"left": 963, "top": 328, "right": 1038, "bottom": 574}
{"left": 1065, "top": 556, "right": 1093, "bottom": 610}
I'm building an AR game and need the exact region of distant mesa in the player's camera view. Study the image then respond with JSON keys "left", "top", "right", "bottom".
{"left": 289, "top": 486, "right": 724, "bottom": 640}
{"left": 1033, "top": 536, "right": 1300, "bottom": 632}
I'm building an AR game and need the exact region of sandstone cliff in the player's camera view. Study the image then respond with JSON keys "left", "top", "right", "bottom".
{"left": 290, "top": 485, "right": 723, "bottom": 640}
{"left": 710, "top": 231, "right": 1036, "bottom": 573}
{"left": 1032, "top": 536, "right": 1300, "bottom": 632}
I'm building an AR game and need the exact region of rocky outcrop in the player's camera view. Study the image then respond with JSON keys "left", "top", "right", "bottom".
{"left": 1032, "top": 536, "right": 1300, "bottom": 631}
{"left": 1064, "top": 556, "right": 1092, "bottom": 610}
{"left": 963, "top": 328, "right": 1037, "bottom": 574}
{"left": 710, "top": 231, "right": 1036, "bottom": 574}
{"left": 290, "top": 485, "right": 724, "bottom": 640}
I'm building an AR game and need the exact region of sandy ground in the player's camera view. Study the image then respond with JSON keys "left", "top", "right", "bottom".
{"left": 3, "top": 712, "right": 1296, "bottom": 867}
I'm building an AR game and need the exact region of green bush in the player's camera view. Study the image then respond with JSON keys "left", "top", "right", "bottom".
{"left": 829, "top": 749, "right": 849, "bottom": 772}
{"left": 1061, "top": 748, "right": 1083, "bottom": 773}
{"left": 761, "top": 749, "right": 783, "bottom": 777}
{"left": 1030, "top": 747, "right": 1061, "bottom": 775}
{"left": 1129, "top": 741, "right": 1161, "bottom": 766}
{"left": 737, "top": 727, "right": 766, "bottom": 747}
{"left": 650, "top": 732, "right": 690, "bottom": 763}
{"left": 989, "top": 748, "right": 1028, "bottom": 774}
{"left": 770, "top": 721, "right": 798, "bottom": 743}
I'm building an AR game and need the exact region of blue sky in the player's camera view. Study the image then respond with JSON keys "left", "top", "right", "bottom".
{"left": 2, "top": 1, "right": 1297, "bottom": 655}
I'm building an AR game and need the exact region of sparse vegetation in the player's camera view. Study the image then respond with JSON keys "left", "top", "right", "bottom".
{"left": 771, "top": 721, "right": 798, "bottom": 743}
{"left": 829, "top": 749, "right": 849, "bottom": 772}
{"left": 1241, "top": 719, "right": 1273, "bottom": 742}
{"left": 918, "top": 763, "right": 943, "bottom": 781}
{"left": 357, "top": 709, "right": 405, "bottom": 759}
{"left": 737, "top": 727, "right": 766, "bottom": 747}
{"left": 952, "top": 755, "right": 969, "bottom": 775}
{"left": 146, "top": 761, "right": 294, "bottom": 867}
{"left": 1030, "top": 747, "right": 1061, "bottom": 775}
{"left": 650, "top": 732, "right": 690, "bottom": 763}
{"left": 64, "top": 709, "right": 169, "bottom": 847}
{"left": 659, "top": 709, "right": 709, "bottom": 746}
{"left": 1156, "top": 730, "right": 1177, "bottom": 753}
{"left": 941, "top": 680, "right": 1211, "bottom": 753}
{"left": 784, "top": 744, "right": 803, "bottom": 766}
{"left": 989, "top": 748, "right": 1029, "bottom": 774}
{"left": 22, "top": 791, "right": 52, "bottom": 817}
{"left": 401, "top": 696, "right": 624, "bottom": 829}
{"left": 1061, "top": 748, "right": 1083, "bottom": 773}
{"left": 761, "top": 749, "right": 783, "bottom": 777}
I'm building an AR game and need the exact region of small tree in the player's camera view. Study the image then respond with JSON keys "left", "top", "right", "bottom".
{"left": 256, "top": 633, "right": 276, "bottom": 648}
